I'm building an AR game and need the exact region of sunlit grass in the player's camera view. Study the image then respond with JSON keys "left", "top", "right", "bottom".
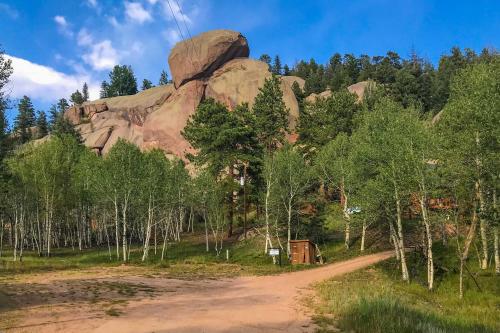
{"left": 313, "top": 242, "right": 500, "bottom": 333}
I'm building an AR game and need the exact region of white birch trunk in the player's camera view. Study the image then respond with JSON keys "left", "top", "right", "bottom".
{"left": 494, "top": 227, "right": 499, "bottom": 274}
{"left": 360, "top": 221, "right": 366, "bottom": 252}
{"left": 142, "top": 195, "right": 153, "bottom": 261}
{"left": 341, "top": 180, "right": 350, "bottom": 250}
{"left": 114, "top": 197, "right": 119, "bottom": 260}
{"left": 420, "top": 197, "right": 434, "bottom": 290}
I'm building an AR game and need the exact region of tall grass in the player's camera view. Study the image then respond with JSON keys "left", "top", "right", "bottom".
{"left": 338, "top": 296, "right": 495, "bottom": 333}
{"left": 313, "top": 241, "right": 500, "bottom": 333}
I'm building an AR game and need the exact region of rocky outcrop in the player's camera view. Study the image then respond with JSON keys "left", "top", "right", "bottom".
{"left": 305, "top": 81, "right": 371, "bottom": 103}
{"left": 347, "top": 81, "right": 370, "bottom": 101}
{"left": 305, "top": 89, "right": 333, "bottom": 103}
{"left": 205, "top": 58, "right": 300, "bottom": 128}
{"left": 66, "top": 29, "right": 306, "bottom": 161}
{"left": 75, "top": 85, "right": 174, "bottom": 154}
{"left": 280, "top": 76, "right": 305, "bottom": 90}
{"left": 168, "top": 30, "right": 249, "bottom": 88}
{"left": 143, "top": 80, "right": 205, "bottom": 158}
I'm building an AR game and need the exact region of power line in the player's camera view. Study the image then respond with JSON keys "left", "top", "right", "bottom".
{"left": 174, "top": 0, "right": 200, "bottom": 60}
{"left": 166, "top": 0, "right": 198, "bottom": 77}
{"left": 166, "top": 0, "right": 186, "bottom": 42}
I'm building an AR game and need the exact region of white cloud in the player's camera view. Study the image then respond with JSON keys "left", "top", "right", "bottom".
{"left": 108, "top": 16, "right": 120, "bottom": 28}
{"left": 5, "top": 55, "right": 99, "bottom": 101}
{"left": 54, "top": 15, "right": 74, "bottom": 37}
{"left": 86, "top": 0, "right": 98, "bottom": 8}
{"left": 82, "top": 40, "right": 119, "bottom": 71}
{"left": 54, "top": 15, "right": 68, "bottom": 27}
{"left": 147, "top": 0, "right": 159, "bottom": 4}
{"left": 162, "top": 0, "right": 191, "bottom": 25}
{"left": 77, "top": 28, "right": 93, "bottom": 46}
{"left": 125, "top": 2, "right": 152, "bottom": 24}
{"left": 0, "top": 3, "right": 19, "bottom": 19}
{"left": 162, "top": 28, "right": 181, "bottom": 46}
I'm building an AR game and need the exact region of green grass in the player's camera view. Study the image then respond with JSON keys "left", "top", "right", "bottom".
{"left": 0, "top": 232, "right": 359, "bottom": 279}
{"left": 313, "top": 242, "right": 500, "bottom": 333}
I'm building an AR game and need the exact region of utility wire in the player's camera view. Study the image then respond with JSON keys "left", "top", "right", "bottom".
{"left": 174, "top": 0, "right": 200, "bottom": 60}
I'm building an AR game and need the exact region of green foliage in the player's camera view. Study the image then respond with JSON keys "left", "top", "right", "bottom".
{"left": 291, "top": 47, "right": 496, "bottom": 113}
{"left": 0, "top": 47, "right": 13, "bottom": 216}
{"left": 298, "top": 90, "right": 360, "bottom": 153}
{"left": 259, "top": 54, "right": 272, "bottom": 70}
{"left": 253, "top": 75, "right": 289, "bottom": 152}
{"left": 100, "top": 81, "right": 110, "bottom": 98}
{"left": 315, "top": 133, "right": 351, "bottom": 190}
{"left": 82, "top": 82, "right": 89, "bottom": 102}
{"left": 14, "top": 96, "right": 36, "bottom": 144}
{"left": 158, "top": 70, "right": 169, "bottom": 85}
{"left": 270, "top": 145, "right": 312, "bottom": 247}
{"left": 35, "top": 110, "right": 48, "bottom": 138}
{"left": 272, "top": 55, "right": 282, "bottom": 75}
{"left": 102, "top": 65, "right": 138, "bottom": 97}
{"left": 438, "top": 60, "right": 499, "bottom": 182}
{"left": 291, "top": 81, "right": 305, "bottom": 107}
{"left": 57, "top": 98, "right": 69, "bottom": 113}
{"left": 49, "top": 101, "right": 82, "bottom": 142}
{"left": 283, "top": 64, "right": 290, "bottom": 76}
{"left": 182, "top": 99, "right": 262, "bottom": 175}
{"left": 70, "top": 89, "right": 85, "bottom": 105}
{"left": 141, "top": 79, "right": 154, "bottom": 90}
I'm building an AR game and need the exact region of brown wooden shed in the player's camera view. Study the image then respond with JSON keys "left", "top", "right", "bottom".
{"left": 290, "top": 240, "right": 316, "bottom": 265}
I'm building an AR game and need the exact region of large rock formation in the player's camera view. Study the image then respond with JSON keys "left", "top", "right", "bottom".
{"left": 65, "top": 29, "right": 370, "bottom": 161}
{"left": 168, "top": 30, "right": 249, "bottom": 88}
{"left": 205, "top": 58, "right": 303, "bottom": 128}
{"left": 142, "top": 80, "right": 205, "bottom": 158}
{"left": 73, "top": 85, "right": 174, "bottom": 155}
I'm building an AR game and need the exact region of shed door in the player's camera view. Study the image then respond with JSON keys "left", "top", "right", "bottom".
{"left": 291, "top": 242, "right": 300, "bottom": 264}
{"left": 304, "top": 243, "right": 310, "bottom": 263}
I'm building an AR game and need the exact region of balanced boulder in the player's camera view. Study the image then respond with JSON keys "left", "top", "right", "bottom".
{"left": 168, "top": 30, "right": 249, "bottom": 88}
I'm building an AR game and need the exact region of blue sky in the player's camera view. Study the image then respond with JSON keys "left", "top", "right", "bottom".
{"left": 1, "top": 0, "right": 499, "bottom": 124}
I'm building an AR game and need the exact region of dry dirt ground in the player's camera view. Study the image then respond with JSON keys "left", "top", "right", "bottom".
{"left": 1, "top": 251, "right": 393, "bottom": 333}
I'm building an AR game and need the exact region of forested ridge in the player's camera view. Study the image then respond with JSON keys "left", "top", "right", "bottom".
{"left": 0, "top": 43, "right": 498, "bottom": 311}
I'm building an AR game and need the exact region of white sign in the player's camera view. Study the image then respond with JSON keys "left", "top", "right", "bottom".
{"left": 269, "top": 248, "right": 280, "bottom": 256}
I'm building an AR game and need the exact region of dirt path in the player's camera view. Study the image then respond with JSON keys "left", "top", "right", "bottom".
{"left": 3, "top": 251, "right": 393, "bottom": 333}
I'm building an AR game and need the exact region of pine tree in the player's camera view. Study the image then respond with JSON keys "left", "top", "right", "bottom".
{"left": 272, "top": 55, "right": 282, "bottom": 75}
{"left": 107, "top": 65, "right": 138, "bottom": 97}
{"left": 142, "top": 79, "right": 153, "bottom": 90}
{"left": 70, "top": 90, "right": 85, "bottom": 105}
{"left": 283, "top": 64, "right": 290, "bottom": 76}
{"left": 159, "top": 70, "right": 169, "bottom": 85}
{"left": 0, "top": 46, "right": 13, "bottom": 164}
{"left": 259, "top": 54, "right": 272, "bottom": 70}
{"left": 57, "top": 98, "right": 69, "bottom": 113}
{"left": 48, "top": 104, "right": 59, "bottom": 130}
{"left": 82, "top": 82, "right": 89, "bottom": 102}
{"left": 253, "top": 75, "right": 289, "bottom": 152}
{"left": 14, "top": 96, "right": 36, "bottom": 143}
{"left": 100, "top": 81, "right": 109, "bottom": 98}
{"left": 36, "top": 110, "right": 49, "bottom": 138}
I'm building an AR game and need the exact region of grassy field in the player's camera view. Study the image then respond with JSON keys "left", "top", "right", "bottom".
{"left": 0, "top": 228, "right": 374, "bottom": 280}
{"left": 312, "top": 242, "right": 500, "bottom": 333}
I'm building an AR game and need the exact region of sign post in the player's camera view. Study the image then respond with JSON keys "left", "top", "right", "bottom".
{"left": 268, "top": 248, "right": 282, "bottom": 266}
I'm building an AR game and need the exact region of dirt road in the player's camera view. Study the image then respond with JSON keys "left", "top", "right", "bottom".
{"left": 3, "top": 251, "right": 393, "bottom": 333}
